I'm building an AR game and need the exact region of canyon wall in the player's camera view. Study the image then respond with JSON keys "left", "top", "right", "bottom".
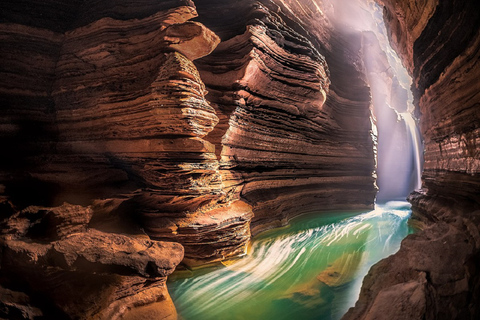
{"left": 0, "top": 0, "right": 227, "bottom": 317}
{"left": 0, "top": 0, "right": 378, "bottom": 317}
{"left": 193, "top": 0, "right": 377, "bottom": 234}
{"left": 344, "top": 0, "right": 480, "bottom": 319}
{"left": 5, "top": 0, "right": 476, "bottom": 318}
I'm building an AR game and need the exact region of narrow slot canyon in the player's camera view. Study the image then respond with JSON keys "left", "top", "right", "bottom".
{"left": 0, "top": 0, "right": 479, "bottom": 319}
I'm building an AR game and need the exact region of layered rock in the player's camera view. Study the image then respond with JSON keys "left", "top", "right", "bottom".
{"left": 2, "top": 0, "right": 442, "bottom": 317}
{"left": 1, "top": 0, "right": 378, "bottom": 274}
{"left": 0, "top": 0, "right": 257, "bottom": 268}
{"left": 0, "top": 0, "right": 231, "bottom": 317}
{"left": 151, "top": 200, "right": 254, "bottom": 266}
{"left": 1, "top": 202, "right": 183, "bottom": 319}
{"left": 344, "top": 0, "right": 480, "bottom": 318}
{"left": 193, "top": 0, "right": 377, "bottom": 234}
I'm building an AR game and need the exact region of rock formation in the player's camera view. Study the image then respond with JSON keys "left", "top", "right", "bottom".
{"left": 0, "top": 0, "right": 225, "bottom": 317}
{"left": 1, "top": 202, "right": 183, "bottom": 319}
{"left": 193, "top": 0, "right": 377, "bottom": 234}
{"left": 1, "top": 0, "right": 379, "bottom": 317}
{"left": 1, "top": 0, "right": 377, "bottom": 263}
{"left": 2, "top": 0, "right": 478, "bottom": 318}
{"left": 343, "top": 0, "right": 480, "bottom": 319}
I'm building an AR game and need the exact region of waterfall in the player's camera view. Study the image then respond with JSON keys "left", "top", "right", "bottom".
{"left": 351, "top": 2, "right": 424, "bottom": 202}
{"left": 399, "top": 112, "right": 423, "bottom": 190}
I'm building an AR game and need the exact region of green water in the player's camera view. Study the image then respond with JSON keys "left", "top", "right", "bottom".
{"left": 168, "top": 201, "right": 414, "bottom": 320}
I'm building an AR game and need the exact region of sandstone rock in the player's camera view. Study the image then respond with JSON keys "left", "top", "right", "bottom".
{"left": 0, "top": 202, "right": 184, "bottom": 319}
{"left": 343, "top": 208, "right": 480, "bottom": 320}
{"left": 148, "top": 200, "right": 254, "bottom": 267}
{"left": 6, "top": 0, "right": 479, "bottom": 318}
{"left": 0, "top": 0, "right": 222, "bottom": 216}
{"left": 2, "top": 229, "right": 183, "bottom": 278}
{"left": 52, "top": 229, "right": 183, "bottom": 278}
{"left": 3, "top": 203, "right": 93, "bottom": 240}
{"left": 194, "top": 0, "right": 377, "bottom": 235}
{"left": 0, "top": 0, "right": 237, "bottom": 266}
{"left": 1, "top": 0, "right": 378, "bottom": 270}
{"left": 164, "top": 21, "right": 221, "bottom": 60}
{"left": 363, "top": 280, "right": 427, "bottom": 320}
{"left": 0, "top": 286, "right": 43, "bottom": 320}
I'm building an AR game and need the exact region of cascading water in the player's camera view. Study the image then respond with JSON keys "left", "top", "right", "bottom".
{"left": 355, "top": 1, "right": 423, "bottom": 201}
{"left": 399, "top": 112, "right": 423, "bottom": 191}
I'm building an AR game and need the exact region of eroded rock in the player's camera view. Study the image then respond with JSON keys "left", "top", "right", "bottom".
{"left": 0, "top": 202, "right": 184, "bottom": 319}
{"left": 3, "top": 203, "right": 93, "bottom": 240}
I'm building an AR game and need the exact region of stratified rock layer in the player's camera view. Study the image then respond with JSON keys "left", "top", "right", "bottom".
{"left": 194, "top": 0, "right": 377, "bottom": 234}
{"left": 0, "top": 0, "right": 225, "bottom": 318}
{"left": 344, "top": 0, "right": 480, "bottom": 319}
{"left": 1, "top": 0, "right": 378, "bottom": 271}
{"left": 1, "top": 0, "right": 390, "bottom": 317}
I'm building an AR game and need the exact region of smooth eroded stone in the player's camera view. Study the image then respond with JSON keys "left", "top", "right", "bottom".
{"left": 148, "top": 200, "right": 254, "bottom": 267}
{"left": 52, "top": 229, "right": 184, "bottom": 278}
{"left": 164, "top": 21, "right": 221, "bottom": 60}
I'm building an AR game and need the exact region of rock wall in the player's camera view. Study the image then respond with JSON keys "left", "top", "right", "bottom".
{"left": 344, "top": 0, "right": 480, "bottom": 319}
{"left": 0, "top": 0, "right": 232, "bottom": 317}
{"left": 1, "top": 0, "right": 377, "bottom": 317}
{"left": 193, "top": 0, "right": 377, "bottom": 234}
{"left": 0, "top": 0, "right": 423, "bottom": 318}
{"left": 1, "top": 0, "right": 377, "bottom": 266}
{"left": 0, "top": 0, "right": 255, "bottom": 270}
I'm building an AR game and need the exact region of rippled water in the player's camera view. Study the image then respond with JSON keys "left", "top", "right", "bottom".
{"left": 168, "top": 201, "right": 413, "bottom": 320}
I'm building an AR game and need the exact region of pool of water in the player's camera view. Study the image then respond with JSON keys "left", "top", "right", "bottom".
{"left": 168, "top": 201, "right": 414, "bottom": 320}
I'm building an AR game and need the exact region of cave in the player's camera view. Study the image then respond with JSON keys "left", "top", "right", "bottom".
{"left": 0, "top": 0, "right": 479, "bottom": 319}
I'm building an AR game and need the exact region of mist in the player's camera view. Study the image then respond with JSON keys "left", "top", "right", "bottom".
{"left": 322, "top": 0, "right": 423, "bottom": 202}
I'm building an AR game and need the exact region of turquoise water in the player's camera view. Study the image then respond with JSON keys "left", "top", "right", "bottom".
{"left": 168, "top": 201, "right": 413, "bottom": 320}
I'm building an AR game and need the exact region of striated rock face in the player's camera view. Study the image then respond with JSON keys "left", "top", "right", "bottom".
{"left": 344, "top": 0, "right": 480, "bottom": 319}
{"left": 4, "top": 0, "right": 450, "bottom": 317}
{"left": 1, "top": 0, "right": 223, "bottom": 317}
{"left": 150, "top": 200, "right": 254, "bottom": 266}
{"left": 1, "top": 0, "right": 377, "bottom": 267}
{"left": 193, "top": 0, "right": 377, "bottom": 234}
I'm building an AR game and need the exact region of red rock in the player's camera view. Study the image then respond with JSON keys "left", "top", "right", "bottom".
{"left": 4, "top": 0, "right": 478, "bottom": 318}
{"left": 1, "top": 203, "right": 184, "bottom": 319}
{"left": 194, "top": 0, "right": 376, "bottom": 235}
{"left": 148, "top": 200, "right": 254, "bottom": 267}
{"left": 164, "top": 21, "right": 220, "bottom": 60}
{"left": 3, "top": 203, "right": 93, "bottom": 240}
